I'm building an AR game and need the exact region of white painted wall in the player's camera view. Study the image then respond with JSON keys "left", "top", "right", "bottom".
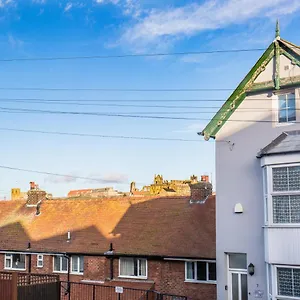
{"left": 215, "top": 72, "right": 300, "bottom": 300}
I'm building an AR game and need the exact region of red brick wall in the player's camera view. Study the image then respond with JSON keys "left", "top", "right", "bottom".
{"left": 0, "top": 254, "right": 216, "bottom": 300}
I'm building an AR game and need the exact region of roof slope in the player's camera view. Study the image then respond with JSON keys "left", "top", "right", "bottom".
{"left": 201, "top": 25, "right": 300, "bottom": 140}
{"left": 257, "top": 130, "right": 300, "bottom": 158}
{"left": 0, "top": 196, "right": 215, "bottom": 258}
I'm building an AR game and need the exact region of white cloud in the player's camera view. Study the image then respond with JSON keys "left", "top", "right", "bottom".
{"left": 64, "top": 2, "right": 73, "bottom": 12}
{"left": 45, "top": 172, "right": 128, "bottom": 185}
{"left": 32, "top": 0, "right": 46, "bottom": 4}
{"left": 95, "top": 0, "right": 119, "bottom": 4}
{"left": 0, "top": 0, "right": 14, "bottom": 7}
{"left": 122, "top": 0, "right": 300, "bottom": 48}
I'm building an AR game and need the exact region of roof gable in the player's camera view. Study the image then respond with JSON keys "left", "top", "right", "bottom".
{"left": 201, "top": 25, "right": 300, "bottom": 140}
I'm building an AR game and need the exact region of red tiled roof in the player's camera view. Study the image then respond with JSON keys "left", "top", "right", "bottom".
{"left": 0, "top": 196, "right": 215, "bottom": 258}
{"left": 67, "top": 189, "right": 94, "bottom": 197}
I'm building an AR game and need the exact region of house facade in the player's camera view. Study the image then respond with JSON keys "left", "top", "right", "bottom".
{"left": 0, "top": 182, "right": 216, "bottom": 300}
{"left": 201, "top": 23, "right": 300, "bottom": 300}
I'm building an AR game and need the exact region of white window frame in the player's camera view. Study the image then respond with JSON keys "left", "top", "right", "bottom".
{"left": 273, "top": 91, "right": 297, "bottom": 126}
{"left": 274, "top": 265, "right": 300, "bottom": 300}
{"left": 53, "top": 255, "right": 68, "bottom": 274}
{"left": 4, "top": 253, "right": 26, "bottom": 271}
{"left": 118, "top": 257, "right": 148, "bottom": 279}
{"left": 37, "top": 254, "right": 43, "bottom": 268}
{"left": 70, "top": 256, "right": 84, "bottom": 275}
{"left": 264, "top": 163, "right": 300, "bottom": 226}
{"left": 184, "top": 260, "right": 216, "bottom": 284}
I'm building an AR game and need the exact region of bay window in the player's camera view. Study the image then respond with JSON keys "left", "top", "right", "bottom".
{"left": 271, "top": 165, "right": 300, "bottom": 224}
{"left": 277, "top": 266, "right": 300, "bottom": 298}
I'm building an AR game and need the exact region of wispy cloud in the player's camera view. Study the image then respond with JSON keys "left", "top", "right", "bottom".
{"left": 32, "top": 0, "right": 46, "bottom": 4}
{"left": 95, "top": 0, "right": 119, "bottom": 4}
{"left": 121, "top": 0, "right": 300, "bottom": 50}
{"left": 85, "top": 172, "right": 128, "bottom": 184}
{"left": 174, "top": 123, "right": 208, "bottom": 133}
{"left": 64, "top": 2, "right": 73, "bottom": 12}
{"left": 45, "top": 172, "right": 128, "bottom": 185}
{"left": 0, "top": 0, "right": 14, "bottom": 7}
{"left": 7, "top": 34, "right": 23, "bottom": 49}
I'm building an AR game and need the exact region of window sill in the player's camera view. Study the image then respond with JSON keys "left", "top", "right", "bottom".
{"left": 70, "top": 272, "right": 84, "bottom": 276}
{"left": 263, "top": 224, "right": 300, "bottom": 228}
{"left": 185, "top": 280, "right": 216, "bottom": 284}
{"left": 5, "top": 267, "right": 26, "bottom": 271}
{"left": 53, "top": 271, "right": 68, "bottom": 274}
{"left": 118, "top": 275, "right": 147, "bottom": 280}
{"left": 275, "top": 121, "right": 296, "bottom": 127}
{"left": 37, "top": 266, "right": 43, "bottom": 268}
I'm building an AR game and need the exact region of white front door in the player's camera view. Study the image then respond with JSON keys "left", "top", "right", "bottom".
{"left": 228, "top": 253, "right": 248, "bottom": 300}
{"left": 229, "top": 271, "right": 248, "bottom": 300}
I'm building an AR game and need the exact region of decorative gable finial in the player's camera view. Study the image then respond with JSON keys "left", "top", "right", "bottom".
{"left": 275, "top": 19, "right": 280, "bottom": 39}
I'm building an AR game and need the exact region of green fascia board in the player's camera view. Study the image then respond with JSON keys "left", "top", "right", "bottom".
{"left": 201, "top": 43, "right": 275, "bottom": 140}
{"left": 250, "top": 75, "right": 300, "bottom": 92}
{"left": 280, "top": 48, "right": 300, "bottom": 67}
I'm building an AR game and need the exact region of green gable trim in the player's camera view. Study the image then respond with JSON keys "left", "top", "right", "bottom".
{"left": 250, "top": 75, "right": 300, "bottom": 92}
{"left": 281, "top": 49, "right": 300, "bottom": 67}
{"left": 202, "top": 43, "right": 275, "bottom": 140}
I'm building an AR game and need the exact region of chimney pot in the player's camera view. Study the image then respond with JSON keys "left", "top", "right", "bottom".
{"left": 201, "top": 175, "right": 209, "bottom": 183}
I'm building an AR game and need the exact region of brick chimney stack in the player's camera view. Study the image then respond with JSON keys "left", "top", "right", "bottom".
{"left": 27, "top": 182, "right": 46, "bottom": 207}
{"left": 190, "top": 175, "right": 212, "bottom": 202}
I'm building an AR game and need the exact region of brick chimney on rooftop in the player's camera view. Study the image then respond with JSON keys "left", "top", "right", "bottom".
{"left": 190, "top": 175, "right": 212, "bottom": 202}
{"left": 27, "top": 182, "right": 46, "bottom": 207}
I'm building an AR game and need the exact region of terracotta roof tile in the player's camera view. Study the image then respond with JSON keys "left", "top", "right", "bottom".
{"left": 0, "top": 196, "right": 215, "bottom": 258}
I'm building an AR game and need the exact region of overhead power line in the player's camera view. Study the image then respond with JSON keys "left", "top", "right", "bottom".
{"left": 0, "top": 165, "right": 132, "bottom": 185}
{"left": 0, "top": 106, "right": 299, "bottom": 123}
{"left": 0, "top": 87, "right": 247, "bottom": 92}
{"left": 0, "top": 98, "right": 284, "bottom": 109}
{"left": 0, "top": 97, "right": 286, "bottom": 103}
{"left": 0, "top": 127, "right": 203, "bottom": 142}
{"left": 0, "top": 48, "right": 267, "bottom": 62}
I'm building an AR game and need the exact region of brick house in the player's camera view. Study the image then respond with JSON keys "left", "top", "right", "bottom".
{"left": 0, "top": 183, "right": 216, "bottom": 300}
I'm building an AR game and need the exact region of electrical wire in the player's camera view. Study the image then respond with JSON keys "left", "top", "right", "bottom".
{"left": 0, "top": 165, "right": 131, "bottom": 185}
{"left": 0, "top": 106, "right": 298, "bottom": 123}
{"left": 0, "top": 127, "right": 204, "bottom": 142}
{"left": 0, "top": 48, "right": 268, "bottom": 62}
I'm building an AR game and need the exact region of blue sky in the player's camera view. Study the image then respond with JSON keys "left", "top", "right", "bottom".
{"left": 0, "top": 0, "right": 300, "bottom": 198}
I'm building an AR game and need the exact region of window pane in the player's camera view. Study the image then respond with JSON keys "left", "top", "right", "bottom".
{"left": 196, "top": 262, "right": 207, "bottom": 281}
{"left": 232, "top": 273, "right": 239, "bottom": 300}
{"left": 279, "top": 95, "right": 287, "bottom": 109}
{"left": 268, "top": 264, "right": 272, "bottom": 295}
{"left": 54, "top": 256, "right": 60, "bottom": 271}
{"left": 12, "top": 254, "right": 25, "bottom": 269}
{"left": 139, "top": 259, "right": 146, "bottom": 277}
{"left": 61, "top": 257, "right": 68, "bottom": 272}
{"left": 279, "top": 109, "right": 287, "bottom": 123}
{"left": 229, "top": 253, "right": 247, "bottom": 269}
{"left": 186, "top": 262, "right": 194, "bottom": 280}
{"left": 5, "top": 256, "right": 11, "bottom": 268}
{"left": 241, "top": 274, "right": 248, "bottom": 300}
{"left": 72, "top": 256, "right": 78, "bottom": 273}
{"left": 277, "top": 268, "right": 293, "bottom": 296}
{"left": 79, "top": 257, "right": 84, "bottom": 273}
{"left": 294, "top": 269, "right": 300, "bottom": 297}
{"left": 273, "top": 167, "right": 288, "bottom": 191}
{"left": 290, "top": 195, "right": 300, "bottom": 223}
{"left": 120, "top": 258, "right": 134, "bottom": 276}
{"left": 287, "top": 94, "right": 296, "bottom": 122}
{"left": 289, "top": 166, "right": 300, "bottom": 191}
{"left": 273, "top": 196, "right": 290, "bottom": 223}
{"left": 208, "top": 263, "right": 216, "bottom": 281}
